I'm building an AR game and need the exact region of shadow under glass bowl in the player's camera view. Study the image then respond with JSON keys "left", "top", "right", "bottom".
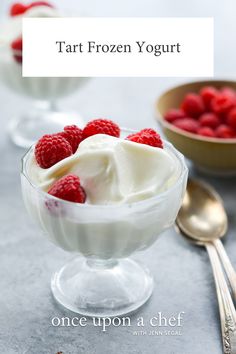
{"left": 156, "top": 80, "right": 236, "bottom": 176}
{"left": 20, "top": 133, "right": 188, "bottom": 317}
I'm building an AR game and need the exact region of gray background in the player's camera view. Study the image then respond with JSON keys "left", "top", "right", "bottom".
{"left": 0, "top": 0, "right": 236, "bottom": 353}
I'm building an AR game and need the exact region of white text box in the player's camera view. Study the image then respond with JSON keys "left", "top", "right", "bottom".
{"left": 23, "top": 17, "right": 214, "bottom": 77}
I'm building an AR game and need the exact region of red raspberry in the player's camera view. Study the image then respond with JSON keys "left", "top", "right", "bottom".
{"left": 221, "top": 87, "right": 236, "bottom": 97}
{"left": 59, "top": 125, "right": 83, "bottom": 153}
{"left": 211, "top": 91, "right": 236, "bottom": 115}
{"left": 10, "top": 1, "right": 53, "bottom": 16}
{"left": 200, "top": 86, "right": 218, "bottom": 110}
{"left": 28, "top": 1, "right": 54, "bottom": 10}
{"left": 164, "top": 109, "right": 186, "bottom": 123}
{"left": 215, "top": 125, "right": 235, "bottom": 139}
{"left": 181, "top": 93, "right": 205, "bottom": 118}
{"left": 226, "top": 108, "right": 236, "bottom": 130}
{"left": 173, "top": 118, "right": 199, "bottom": 134}
{"left": 139, "top": 128, "right": 159, "bottom": 135}
{"left": 126, "top": 129, "right": 163, "bottom": 148}
{"left": 35, "top": 134, "right": 73, "bottom": 169}
{"left": 11, "top": 37, "right": 22, "bottom": 64}
{"left": 10, "top": 3, "right": 27, "bottom": 16}
{"left": 48, "top": 174, "right": 86, "bottom": 203}
{"left": 82, "top": 119, "right": 120, "bottom": 139}
{"left": 199, "top": 113, "right": 221, "bottom": 129}
{"left": 197, "top": 127, "right": 215, "bottom": 138}
{"left": 126, "top": 128, "right": 158, "bottom": 139}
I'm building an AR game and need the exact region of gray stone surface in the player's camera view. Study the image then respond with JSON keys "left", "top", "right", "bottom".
{"left": 0, "top": 0, "right": 236, "bottom": 353}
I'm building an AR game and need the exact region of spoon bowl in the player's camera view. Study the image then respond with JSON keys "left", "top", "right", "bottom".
{"left": 176, "top": 178, "right": 236, "bottom": 300}
{"left": 176, "top": 179, "right": 228, "bottom": 242}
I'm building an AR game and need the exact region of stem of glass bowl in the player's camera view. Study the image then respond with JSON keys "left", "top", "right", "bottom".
{"left": 86, "top": 258, "right": 118, "bottom": 270}
{"left": 34, "top": 100, "right": 58, "bottom": 113}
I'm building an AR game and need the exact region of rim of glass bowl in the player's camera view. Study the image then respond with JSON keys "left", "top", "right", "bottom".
{"left": 21, "top": 129, "right": 188, "bottom": 210}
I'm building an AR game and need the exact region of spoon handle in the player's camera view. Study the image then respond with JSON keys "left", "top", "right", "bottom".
{"left": 213, "top": 239, "right": 236, "bottom": 300}
{"left": 206, "top": 243, "right": 236, "bottom": 354}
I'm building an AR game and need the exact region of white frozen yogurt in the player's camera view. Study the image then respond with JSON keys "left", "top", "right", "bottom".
{"left": 27, "top": 134, "right": 179, "bottom": 204}
{"left": 0, "top": 5, "right": 86, "bottom": 99}
{"left": 22, "top": 133, "right": 187, "bottom": 259}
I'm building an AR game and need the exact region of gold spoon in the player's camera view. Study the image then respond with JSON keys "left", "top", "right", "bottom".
{"left": 176, "top": 178, "right": 236, "bottom": 299}
{"left": 175, "top": 224, "right": 236, "bottom": 354}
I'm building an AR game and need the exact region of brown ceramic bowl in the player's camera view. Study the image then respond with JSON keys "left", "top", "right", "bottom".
{"left": 156, "top": 80, "right": 236, "bottom": 176}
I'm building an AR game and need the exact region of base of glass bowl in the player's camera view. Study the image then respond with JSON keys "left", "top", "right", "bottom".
{"left": 8, "top": 104, "right": 85, "bottom": 148}
{"left": 51, "top": 256, "right": 153, "bottom": 318}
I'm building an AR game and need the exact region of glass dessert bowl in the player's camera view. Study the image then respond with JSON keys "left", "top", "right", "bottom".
{"left": 21, "top": 126, "right": 188, "bottom": 317}
{"left": 0, "top": 2, "right": 88, "bottom": 148}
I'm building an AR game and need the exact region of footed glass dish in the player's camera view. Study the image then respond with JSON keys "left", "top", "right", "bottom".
{"left": 21, "top": 137, "right": 188, "bottom": 317}
{"left": 0, "top": 43, "right": 87, "bottom": 148}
